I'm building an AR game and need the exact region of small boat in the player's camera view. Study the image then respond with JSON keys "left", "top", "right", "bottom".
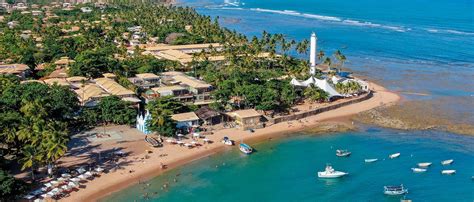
{"left": 411, "top": 168, "right": 427, "bottom": 173}
{"left": 317, "top": 164, "right": 348, "bottom": 178}
{"left": 239, "top": 143, "right": 253, "bottom": 154}
{"left": 336, "top": 149, "right": 351, "bottom": 157}
{"left": 365, "top": 158, "right": 378, "bottom": 163}
{"left": 145, "top": 136, "right": 162, "bottom": 147}
{"left": 417, "top": 162, "right": 432, "bottom": 167}
{"left": 441, "top": 159, "right": 454, "bottom": 165}
{"left": 384, "top": 184, "right": 408, "bottom": 195}
{"left": 389, "top": 153, "right": 401, "bottom": 159}
{"left": 221, "top": 137, "right": 233, "bottom": 146}
{"left": 441, "top": 170, "right": 456, "bottom": 175}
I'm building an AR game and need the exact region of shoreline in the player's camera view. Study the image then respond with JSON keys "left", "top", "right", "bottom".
{"left": 64, "top": 81, "right": 400, "bottom": 202}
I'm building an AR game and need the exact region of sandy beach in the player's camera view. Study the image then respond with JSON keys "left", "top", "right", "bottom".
{"left": 63, "top": 82, "right": 399, "bottom": 202}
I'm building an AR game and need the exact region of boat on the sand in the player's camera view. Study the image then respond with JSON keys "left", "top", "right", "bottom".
{"left": 317, "top": 164, "right": 348, "bottom": 178}
{"left": 145, "top": 136, "right": 162, "bottom": 147}
{"left": 222, "top": 137, "right": 233, "bottom": 146}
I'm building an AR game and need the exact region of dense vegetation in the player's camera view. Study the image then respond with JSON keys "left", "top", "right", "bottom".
{"left": 0, "top": 2, "right": 355, "bottom": 195}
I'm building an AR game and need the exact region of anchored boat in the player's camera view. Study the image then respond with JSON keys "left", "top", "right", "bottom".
{"left": 365, "top": 158, "right": 378, "bottom": 163}
{"left": 336, "top": 149, "right": 351, "bottom": 157}
{"left": 441, "top": 170, "right": 456, "bottom": 175}
{"left": 389, "top": 153, "right": 401, "bottom": 159}
{"left": 417, "top": 162, "right": 432, "bottom": 167}
{"left": 384, "top": 184, "right": 408, "bottom": 195}
{"left": 317, "top": 164, "right": 348, "bottom": 178}
{"left": 411, "top": 167, "right": 427, "bottom": 173}
{"left": 441, "top": 159, "right": 454, "bottom": 165}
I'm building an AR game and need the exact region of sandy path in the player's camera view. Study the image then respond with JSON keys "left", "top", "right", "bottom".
{"left": 64, "top": 82, "right": 399, "bottom": 201}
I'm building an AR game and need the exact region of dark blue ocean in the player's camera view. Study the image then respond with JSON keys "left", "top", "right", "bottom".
{"left": 104, "top": 0, "right": 474, "bottom": 201}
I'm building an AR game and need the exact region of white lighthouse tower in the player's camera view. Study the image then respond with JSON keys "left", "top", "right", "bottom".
{"left": 309, "top": 32, "right": 317, "bottom": 75}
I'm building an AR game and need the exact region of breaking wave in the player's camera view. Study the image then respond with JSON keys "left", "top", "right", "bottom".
{"left": 213, "top": 7, "right": 473, "bottom": 35}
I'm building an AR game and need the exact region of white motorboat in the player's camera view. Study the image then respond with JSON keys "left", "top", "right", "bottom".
{"left": 221, "top": 137, "right": 233, "bottom": 146}
{"left": 384, "top": 184, "right": 408, "bottom": 195}
{"left": 317, "top": 165, "right": 348, "bottom": 178}
{"left": 365, "top": 158, "right": 378, "bottom": 163}
{"left": 389, "top": 153, "right": 401, "bottom": 159}
{"left": 441, "top": 170, "right": 456, "bottom": 175}
{"left": 336, "top": 149, "right": 351, "bottom": 157}
{"left": 441, "top": 159, "right": 454, "bottom": 165}
{"left": 411, "top": 168, "right": 427, "bottom": 173}
{"left": 417, "top": 162, "right": 432, "bottom": 167}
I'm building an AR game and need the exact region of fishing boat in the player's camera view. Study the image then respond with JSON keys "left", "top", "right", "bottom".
{"left": 239, "top": 143, "right": 253, "bottom": 154}
{"left": 365, "top": 158, "right": 378, "bottom": 163}
{"left": 221, "top": 137, "right": 233, "bottom": 146}
{"left": 384, "top": 185, "right": 408, "bottom": 195}
{"left": 336, "top": 149, "right": 351, "bottom": 157}
{"left": 145, "top": 136, "right": 162, "bottom": 147}
{"left": 389, "top": 153, "right": 401, "bottom": 159}
{"left": 411, "top": 168, "right": 427, "bottom": 173}
{"left": 441, "top": 170, "right": 456, "bottom": 175}
{"left": 441, "top": 159, "right": 454, "bottom": 165}
{"left": 317, "top": 164, "right": 348, "bottom": 178}
{"left": 417, "top": 162, "right": 432, "bottom": 167}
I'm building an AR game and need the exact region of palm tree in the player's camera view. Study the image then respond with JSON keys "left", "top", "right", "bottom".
{"left": 317, "top": 50, "right": 325, "bottom": 62}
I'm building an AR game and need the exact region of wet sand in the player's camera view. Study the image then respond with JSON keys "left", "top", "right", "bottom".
{"left": 63, "top": 82, "right": 400, "bottom": 202}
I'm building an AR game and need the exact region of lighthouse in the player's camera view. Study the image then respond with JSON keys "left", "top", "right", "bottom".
{"left": 309, "top": 32, "right": 317, "bottom": 75}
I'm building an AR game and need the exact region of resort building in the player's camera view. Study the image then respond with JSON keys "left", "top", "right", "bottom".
{"left": 171, "top": 112, "right": 200, "bottom": 129}
{"left": 43, "top": 78, "right": 71, "bottom": 87}
{"left": 0, "top": 64, "right": 30, "bottom": 79}
{"left": 94, "top": 77, "right": 140, "bottom": 103}
{"left": 128, "top": 73, "right": 161, "bottom": 89}
{"left": 149, "top": 85, "right": 193, "bottom": 103}
{"left": 54, "top": 57, "right": 75, "bottom": 69}
{"left": 74, "top": 84, "right": 110, "bottom": 107}
{"left": 195, "top": 106, "right": 222, "bottom": 126}
{"left": 226, "top": 109, "right": 263, "bottom": 130}
{"left": 143, "top": 43, "right": 223, "bottom": 65}
{"left": 160, "top": 71, "right": 214, "bottom": 105}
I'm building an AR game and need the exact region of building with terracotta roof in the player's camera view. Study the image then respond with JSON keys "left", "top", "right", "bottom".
{"left": 94, "top": 77, "right": 140, "bottom": 103}
{"left": 74, "top": 84, "right": 110, "bottom": 107}
{"left": 160, "top": 71, "right": 213, "bottom": 105}
{"left": 0, "top": 64, "right": 30, "bottom": 79}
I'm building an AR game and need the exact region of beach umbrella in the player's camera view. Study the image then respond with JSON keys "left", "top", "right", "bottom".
{"left": 184, "top": 143, "right": 193, "bottom": 147}
{"left": 41, "top": 193, "right": 49, "bottom": 198}
{"left": 190, "top": 141, "right": 198, "bottom": 145}
{"left": 192, "top": 132, "right": 201, "bottom": 137}
{"left": 77, "top": 174, "right": 87, "bottom": 180}
{"left": 203, "top": 138, "right": 211, "bottom": 142}
{"left": 61, "top": 185, "right": 69, "bottom": 191}
{"left": 76, "top": 167, "right": 86, "bottom": 174}
{"left": 177, "top": 134, "right": 184, "bottom": 137}
{"left": 61, "top": 173, "right": 71, "bottom": 178}
{"left": 70, "top": 177, "right": 81, "bottom": 182}
{"left": 68, "top": 181, "right": 79, "bottom": 188}
{"left": 50, "top": 180, "right": 59, "bottom": 186}
{"left": 176, "top": 140, "right": 184, "bottom": 145}
{"left": 95, "top": 167, "right": 104, "bottom": 173}
{"left": 44, "top": 182, "right": 53, "bottom": 188}
{"left": 57, "top": 177, "right": 66, "bottom": 182}
{"left": 165, "top": 139, "right": 174, "bottom": 143}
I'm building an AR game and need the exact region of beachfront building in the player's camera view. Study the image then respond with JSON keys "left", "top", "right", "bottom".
{"left": 0, "top": 64, "right": 30, "bottom": 79}
{"left": 143, "top": 43, "right": 223, "bottom": 66}
{"left": 226, "top": 109, "right": 263, "bottom": 130}
{"left": 195, "top": 106, "right": 222, "bottom": 126}
{"left": 171, "top": 112, "right": 200, "bottom": 130}
{"left": 127, "top": 73, "right": 161, "bottom": 89}
{"left": 160, "top": 71, "right": 214, "bottom": 106}
{"left": 148, "top": 85, "right": 193, "bottom": 103}
{"left": 74, "top": 83, "right": 110, "bottom": 107}
{"left": 94, "top": 77, "right": 141, "bottom": 103}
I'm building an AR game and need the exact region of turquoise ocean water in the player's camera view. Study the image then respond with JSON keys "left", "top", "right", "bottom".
{"left": 104, "top": 128, "right": 474, "bottom": 201}
{"left": 104, "top": 0, "right": 474, "bottom": 201}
